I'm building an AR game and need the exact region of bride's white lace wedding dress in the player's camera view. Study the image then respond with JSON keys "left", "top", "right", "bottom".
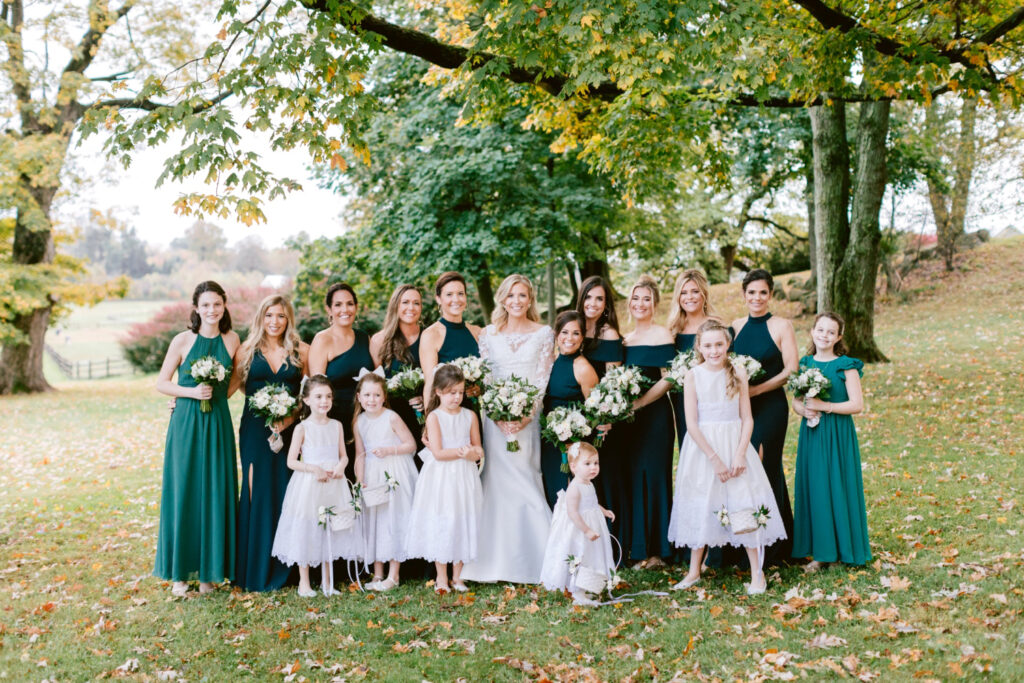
{"left": 461, "top": 323, "right": 555, "bottom": 584}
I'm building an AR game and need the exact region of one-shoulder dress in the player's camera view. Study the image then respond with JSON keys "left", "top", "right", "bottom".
{"left": 540, "top": 351, "right": 586, "bottom": 507}
{"left": 325, "top": 329, "right": 374, "bottom": 473}
{"left": 584, "top": 337, "right": 625, "bottom": 539}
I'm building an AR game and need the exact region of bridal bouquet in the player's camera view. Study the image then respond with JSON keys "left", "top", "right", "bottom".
{"left": 446, "top": 356, "right": 490, "bottom": 402}
{"left": 729, "top": 353, "right": 765, "bottom": 381}
{"left": 480, "top": 374, "right": 539, "bottom": 452}
{"left": 664, "top": 349, "right": 699, "bottom": 392}
{"left": 248, "top": 383, "right": 297, "bottom": 451}
{"left": 188, "top": 355, "right": 228, "bottom": 412}
{"left": 787, "top": 365, "right": 831, "bottom": 427}
{"left": 584, "top": 366, "right": 649, "bottom": 446}
{"left": 541, "top": 405, "right": 593, "bottom": 472}
{"left": 387, "top": 365, "right": 425, "bottom": 423}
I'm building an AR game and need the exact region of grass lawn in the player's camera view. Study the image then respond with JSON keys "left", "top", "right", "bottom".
{"left": 1, "top": 241, "right": 1022, "bottom": 681}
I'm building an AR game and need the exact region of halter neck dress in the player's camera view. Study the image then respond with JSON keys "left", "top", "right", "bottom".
{"left": 583, "top": 335, "right": 625, "bottom": 540}
{"left": 672, "top": 332, "right": 696, "bottom": 448}
{"left": 540, "top": 351, "right": 586, "bottom": 507}
{"left": 324, "top": 329, "right": 374, "bottom": 474}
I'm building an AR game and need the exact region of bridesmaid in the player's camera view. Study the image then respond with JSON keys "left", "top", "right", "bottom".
{"left": 154, "top": 281, "right": 240, "bottom": 596}
{"left": 666, "top": 269, "right": 720, "bottom": 447}
{"left": 621, "top": 275, "right": 676, "bottom": 568}
{"left": 419, "top": 271, "right": 481, "bottom": 405}
{"left": 731, "top": 269, "right": 798, "bottom": 566}
{"left": 228, "top": 294, "right": 307, "bottom": 592}
{"left": 309, "top": 283, "right": 374, "bottom": 466}
{"left": 575, "top": 276, "right": 624, "bottom": 538}
{"left": 370, "top": 284, "right": 425, "bottom": 444}
{"left": 540, "top": 311, "right": 599, "bottom": 507}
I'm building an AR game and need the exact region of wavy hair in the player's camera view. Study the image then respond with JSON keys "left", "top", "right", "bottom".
{"left": 693, "top": 320, "right": 741, "bottom": 398}
{"left": 667, "top": 269, "right": 716, "bottom": 335}
{"left": 491, "top": 274, "right": 539, "bottom": 329}
{"left": 378, "top": 284, "right": 423, "bottom": 371}
{"left": 575, "top": 275, "right": 620, "bottom": 337}
{"left": 235, "top": 294, "right": 302, "bottom": 383}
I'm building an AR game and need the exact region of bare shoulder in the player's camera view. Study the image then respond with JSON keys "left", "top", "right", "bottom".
{"left": 652, "top": 325, "right": 675, "bottom": 345}
{"left": 598, "top": 325, "right": 621, "bottom": 341}
{"left": 731, "top": 317, "right": 747, "bottom": 332}
{"left": 223, "top": 330, "right": 241, "bottom": 350}
{"left": 170, "top": 330, "right": 195, "bottom": 349}
{"left": 466, "top": 322, "right": 483, "bottom": 337}
{"left": 421, "top": 322, "right": 443, "bottom": 342}
{"left": 767, "top": 315, "right": 795, "bottom": 335}
{"left": 369, "top": 329, "right": 386, "bottom": 346}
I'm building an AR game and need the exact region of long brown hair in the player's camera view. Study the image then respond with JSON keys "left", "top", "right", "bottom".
{"left": 298, "top": 374, "right": 333, "bottom": 420}
{"left": 667, "top": 269, "right": 716, "bottom": 335}
{"left": 693, "top": 320, "right": 741, "bottom": 398}
{"left": 351, "top": 372, "right": 390, "bottom": 438}
{"left": 806, "top": 312, "right": 849, "bottom": 356}
{"left": 189, "top": 281, "right": 232, "bottom": 333}
{"left": 378, "top": 284, "right": 422, "bottom": 370}
{"left": 576, "top": 276, "right": 620, "bottom": 336}
{"left": 235, "top": 294, "right": 302, "bottom": 383}
{"left": 425, "top": 364, "right": 465, "bottom": 417}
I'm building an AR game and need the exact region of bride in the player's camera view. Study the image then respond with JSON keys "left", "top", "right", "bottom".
{"left": 461, "top": 274, "right": 554, "bottom": 584}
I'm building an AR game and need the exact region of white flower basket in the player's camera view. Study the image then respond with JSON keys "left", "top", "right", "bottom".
{"left": 574, "top": 565, "right": 610, "bottom": 594}
{"left": 729, "top": 508, "right": 759, "bottom": 535}
{"left": 331, "top": 507, "right": 356, "bottom": 531}
{"left": 360, "top": 483, "right": 390, "bottom": 508}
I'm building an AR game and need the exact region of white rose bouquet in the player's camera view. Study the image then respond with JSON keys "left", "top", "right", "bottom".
{"left": 583, "top": 366, "right": 649, "bottom": 446}
{"left": 446, "top": 356, "right": 490, "bottom": 404}
{"left": 248, "top": 383, "right": 297, "bottom": 452}
{"left": 541, "top": 405, "right": 593, "bottom": 472}
{"left": 480, "top": 374, "right": 540, "bottom": 452}
{"left": 729, "top": 353, "right": 765, "bottom": 381}
{"left": 664, "top": 349, "right": 699, "bottom": 392}
{"left": 188, "top": 355, "right": 228, "bottom": 413}
{"left": 387, "top": 365, "right": 426, "bottom": 423}
{"left": 786, "top": 365, "right": 832, "bottom": 427}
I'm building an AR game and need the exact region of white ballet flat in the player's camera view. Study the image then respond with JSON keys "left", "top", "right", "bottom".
{"left": 746, "top": 577, "right": 767, "bottom": 596}
{"left": 171, "top": 582, "right": 189, "bottom": 597}
{"left": 672, "top": 575, "right": 701, "bottom": 591}
{"left": 572, "top": 592, "right": 599, "bottom": 607}
{"left": 374, "top": 578, "right": 399, "bottom": 592}
{"left": 297, "top": 587, "right": 317, "bottom": 598}
{"left": 451, "top": 581, "right": 468, "bottom": 593}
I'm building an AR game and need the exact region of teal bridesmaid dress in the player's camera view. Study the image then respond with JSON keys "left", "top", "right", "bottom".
{"left": 620, "top": 343, "right": 676, "bottom": 562}
{"left": 235, "top": 350, "right": 301, "bottom": 591}
{"left": 733, "top": 313, "right": 794, "bottom": 565}
{"left": 325, "top": 329, "right": 374, "bottom": 470}
{"left": 792, "top": 356, "right": 871, "bottom": 565}
{"left": 540, "top": 351, "right": 586, "bottom": 507}
{"left": 154, "top": 334, "right": 238, "bottom": 583}
{"left": 672, "top": 333, "right": 696, "bottom": 448}
{"left": 386, "top": 333, "right": 423, "bottom": 446}
{"left": 584, "top": 337, "right": 625, "bottom": 540}
{"left": 436, "top": 318, "right": 479, "bottom": 362}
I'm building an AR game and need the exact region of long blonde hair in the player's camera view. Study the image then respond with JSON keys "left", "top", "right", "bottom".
{"left": 693, "top": 320, "right": 741, "bottom": 398}
{"left": 236, "top": 294, "right": 303, "bottom": 383}
{"left": 379, "top": 284, "right": 422, "bottom": 370}
{"left": 667, "top": 269, "right": 716, "bottom": 335}
{"left": 491, "top": 274, "right": 540, "bottom": 329}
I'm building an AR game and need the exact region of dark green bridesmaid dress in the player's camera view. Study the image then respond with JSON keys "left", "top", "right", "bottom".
{"left": 386, "top": 333, "right": 422, "bottom": 447}
{"left": 325, "top": 329, "right": 374, "bottom": 468}
{"left": 621, "top": 343, "right": 676, "bottom": 562}
{"left": 792, "top": 356, "right": 871, "bottom": 565}
{"left": 235, "top": 351, "right": 301, "bottom": 591}
{"left": 435, "top": 317, "right": 479, "bottom": 410}
{"left": 672, "top": 333, "right": 696, "bottom": 448}
{"left": 154, "top": 333, "right": 238, "bottom": 583}
{"left": 733, "top": 313, "right": 795, "bottom": 565}
{"left": 540, "top": 351, "right": 586, "bottom": 507}
{"left": 584, "top": 337, "right": 625, "bottom": 540}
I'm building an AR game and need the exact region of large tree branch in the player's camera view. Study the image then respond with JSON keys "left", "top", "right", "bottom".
{"left": 744, "top": 215, "right": 808, "bottom": 241}
{"left": 63, "top": 0, "right": 137, "bottom": 79}
{"left": 1, "top": 0, "right": 31, "bottom": 106}
{"left": 86, "top": 89, "right": 232, "bottom": 113}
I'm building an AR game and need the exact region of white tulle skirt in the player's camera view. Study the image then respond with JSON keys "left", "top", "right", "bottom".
{"left": 361, "top": 453, "right": 418, "bottom": 564}
{"left": 539, "top": 493, "right": 615, "bottom": 593}
{"left": 404, "top": 452, "right": 482, "bottom": 564}
{"left": 272, "top": 473, "right": 363, "bottom": 567}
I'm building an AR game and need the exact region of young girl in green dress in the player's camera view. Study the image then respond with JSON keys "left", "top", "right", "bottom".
{"left": 154, "top": 281, "right": 240, "bottom": 597}
{"left": 791, "top": 312, "right": 871, "bottom": 571}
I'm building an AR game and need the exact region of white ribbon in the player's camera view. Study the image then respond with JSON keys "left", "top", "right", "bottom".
{"left": 354, "top": 366, "right": 387, "bottom": 381}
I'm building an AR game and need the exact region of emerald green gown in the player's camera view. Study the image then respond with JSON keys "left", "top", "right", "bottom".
{"left": 791, "top": 355, "right": 871, "bottom": 565}
{"left": 154, "top": 333, "right": 238, "bottom": 583}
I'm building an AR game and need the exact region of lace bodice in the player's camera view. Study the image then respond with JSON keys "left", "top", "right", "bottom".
{"left": 479, "top": 325, "right": 555, "bottom": 411}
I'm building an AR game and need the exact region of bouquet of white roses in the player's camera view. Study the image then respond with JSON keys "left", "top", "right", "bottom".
{"left": 787, "top": 365, "right": 832, "bottom": 427}
{"left": 664, "top": 349, "right": 699, "bottom": 392}
{"left": 541, "top": 405, "right": 593, "bottom": 472}
{"left": 729, "top": 353, "right": 765, "bottom": 381}
{"left": 188, "top": 355, "right": 228, "bottom": 412}
{"left": 248, "top": 383, "right": 297, "bottom": 452}
{"left": 387, "top": 365, "right": 426, "bottom": 423}
{"left": 446, "top": 356, "right": 490, "bottom": 403}
{"left": 583, "top": 366, "right": 649, "bottom": 446}
{"left": 480, "top": 374, "right": 539, "bottom": 452}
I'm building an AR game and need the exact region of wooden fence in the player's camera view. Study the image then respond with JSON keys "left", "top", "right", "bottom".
{"left": 45, "top": 345, "right": 136, "bottom": 380}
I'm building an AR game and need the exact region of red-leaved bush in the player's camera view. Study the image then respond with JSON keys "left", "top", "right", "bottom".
{"left": 120, "top": 287, "right": 276, "bottom": 373}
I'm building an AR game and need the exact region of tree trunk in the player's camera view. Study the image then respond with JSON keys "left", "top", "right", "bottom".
{"left": 834, "top": 101, "right": 891, "bottom": 362}
{"left": 720, "top": 243, "right": 737, "bottom": 280}
{"left": 565, "top": 262, "right": 580, "bottom": 305}
{"left": 805, "top": 164, "right": 817, "bottom": 286}
{"left": 809, "top": 101, "right": 850, "bottom": 314}
{"left": 579, "top": 258, "right": 611, "bottom": 284}
{"left": 475, "top": 274, "right": 495, "bottom": 322}
{"left": 928, "top": 98, "right": 978, "bottom": 271}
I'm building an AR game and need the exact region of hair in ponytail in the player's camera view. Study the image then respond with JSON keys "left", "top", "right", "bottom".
{"left": 693, "top": 320, "right": 741, "bottom": 398}
{"left": 425, "top": 364, "right": 465, "bottom": 417}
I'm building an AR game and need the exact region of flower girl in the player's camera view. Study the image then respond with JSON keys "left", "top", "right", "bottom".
{"left": 790, "top": 313, "right": 869, "bottom": 571}
{"left": 539, "top": 442, "right": 616, "bottom": 606}
{"left": 667, "top": 321, "right": 786, "bottom": 595}
{"left": 404, "top": 364, "right": 483, "bottom": 593}
{"left": 272, "top": 375, "right": 362, "bottom": 596}
{"left": 353, "top": 369, "right": 419, "bottom": 591}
